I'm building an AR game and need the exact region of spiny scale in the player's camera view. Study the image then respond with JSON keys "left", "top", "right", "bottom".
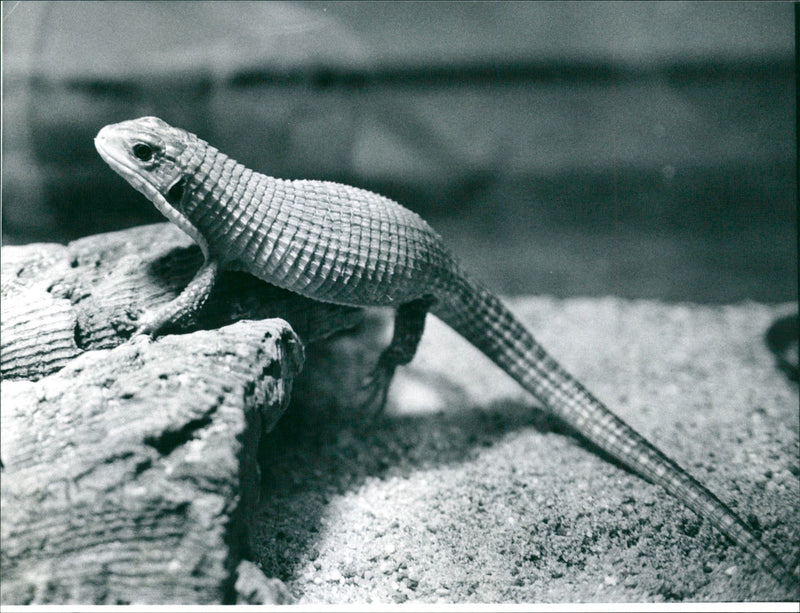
{"left": 94, "top": 116, "right": 797, "bottom": 592}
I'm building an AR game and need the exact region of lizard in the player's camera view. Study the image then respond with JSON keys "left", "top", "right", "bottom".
{"left": 94, "top": 116, "right": 797, "bottom": 592}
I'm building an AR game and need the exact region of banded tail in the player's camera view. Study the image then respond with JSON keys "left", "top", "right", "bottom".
{"left": 432, "top": 276, "right": 796, "bottom": 590}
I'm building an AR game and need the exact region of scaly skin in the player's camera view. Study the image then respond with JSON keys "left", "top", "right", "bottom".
{"left": 95, "top": 116, "right": 797, "bottom": 592}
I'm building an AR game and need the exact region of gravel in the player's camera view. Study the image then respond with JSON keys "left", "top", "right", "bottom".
{"left": 251, "top": 297, "right": 798, "bottom": 603}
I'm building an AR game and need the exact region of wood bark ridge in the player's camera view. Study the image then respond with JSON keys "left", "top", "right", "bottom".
{"left": 1, "top": 223, "right": 363, "bottom": 604}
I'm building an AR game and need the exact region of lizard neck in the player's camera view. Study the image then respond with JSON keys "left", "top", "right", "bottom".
{"left": 181, "top": 138, "right": 281, "bottom": 267}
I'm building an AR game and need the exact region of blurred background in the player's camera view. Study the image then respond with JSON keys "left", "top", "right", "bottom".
{"left": 2, "top": 1, "right": 796, "bottom": 303}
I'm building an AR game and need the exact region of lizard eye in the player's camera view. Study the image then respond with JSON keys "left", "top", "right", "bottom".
{"left": 132, "top": 143, "right": 154, "bottom": 162}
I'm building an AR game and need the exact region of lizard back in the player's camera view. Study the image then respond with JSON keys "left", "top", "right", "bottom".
{"left": 172, "top": 129, "right": 460, "bottom": 307}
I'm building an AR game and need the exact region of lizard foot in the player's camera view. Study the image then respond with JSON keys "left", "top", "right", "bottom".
{"left": 356, "top": 364, "right": 396, "bottom": 418}
{"left": 132, "top": 306, "right": 174, "bottom": 338}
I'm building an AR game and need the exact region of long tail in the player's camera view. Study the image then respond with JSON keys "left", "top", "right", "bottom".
{"left": 432, "top": 276, "right": 796, "bottom": 590}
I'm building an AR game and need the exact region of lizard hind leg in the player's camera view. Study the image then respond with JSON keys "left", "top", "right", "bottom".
{"left": 358, "top": 295, "right": 436, "bottom": 417}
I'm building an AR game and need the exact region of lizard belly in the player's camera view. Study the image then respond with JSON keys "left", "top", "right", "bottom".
{"left": 227, "top": 179, "right": 454, "bottom": 308}
{"left": 232, "top": 241, "right": 437, "bottom": 308}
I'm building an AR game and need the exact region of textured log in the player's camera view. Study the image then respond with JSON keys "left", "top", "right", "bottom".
{"left": 1, "top": 222, "right": 363, "bottom": 381}
{"left": 1, "top": 319, "right": 302, "bottom": 604}
{"left": 1, "top": 243, "right": 81, "bottom": 379}
{"left": 0, "top": 224, "right": 366, "bottom": 604}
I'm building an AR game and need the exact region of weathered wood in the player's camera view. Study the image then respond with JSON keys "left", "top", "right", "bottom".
{"left": 0, "top": 223, "right": 366, "bottom": 604}
{"left": 1, "top": 222, "right": 363, "bottom": 381}
{"left": 1, "top": 319, "right": 302, "bottom": 604}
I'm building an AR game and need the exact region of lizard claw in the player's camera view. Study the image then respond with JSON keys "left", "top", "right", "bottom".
{"left": 131, "top": 324, "right": 154, "bottom": 339}
{"left": 131, "top": 307, "right": 170, "bottom": 338}
{"left": 356, "top": 365, "right": 395, "bottom": 418}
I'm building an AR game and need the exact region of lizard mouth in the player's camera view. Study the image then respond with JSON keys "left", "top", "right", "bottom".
{"left": 94, "top": 130, "right": 149, "bottom": 191}
{"left": 94, "top": 127, "right": 163, "bottom": 201}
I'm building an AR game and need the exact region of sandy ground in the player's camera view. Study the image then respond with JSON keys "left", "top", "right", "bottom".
{"left": 251, "top": 297, "right": 798, "bottom": 603}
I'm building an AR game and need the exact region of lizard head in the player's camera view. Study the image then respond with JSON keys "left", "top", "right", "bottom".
{"left": 95, "top": 116, "right": 208, "bottom": 257}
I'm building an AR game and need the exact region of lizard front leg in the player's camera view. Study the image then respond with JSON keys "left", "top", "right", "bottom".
{"left": 359, "top": 295, "right": 436, "bottom": 414}
{"left": 136, "top": 259, "right": 220, "bottom": 337}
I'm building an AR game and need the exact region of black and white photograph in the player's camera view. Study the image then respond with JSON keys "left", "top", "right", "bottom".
{"left": 1, "top": 1, "right": 798, "bottom": 606}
